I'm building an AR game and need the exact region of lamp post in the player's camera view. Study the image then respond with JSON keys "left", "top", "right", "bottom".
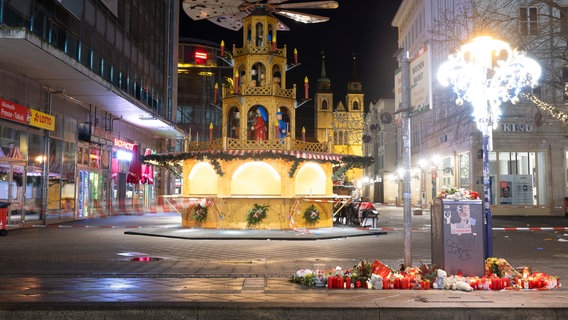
{"left": 438, "top": 36, "right": 541, "bottom": 258}
{"left": 43, "top": 88, "right": 65, "bottom": 224}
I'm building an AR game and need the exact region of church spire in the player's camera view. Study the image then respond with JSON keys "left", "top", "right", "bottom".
{"left": 351, "top": 51, "right": 359, "bottom": 81}
{"left": 317, "top": 51, "right": 331, "bottom": 92}
{"left": 347, "top": 51, "right": 362, "bottom": 93}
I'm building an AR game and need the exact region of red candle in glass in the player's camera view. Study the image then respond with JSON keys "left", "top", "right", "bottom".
{"left": 346, "top": 277, "right": 351, "bottom": 289}
{"left": 338, "top": 277, "right": 345, "bottom": 289}
{"left": 401, "top": 277, "right": 409, "bottom": 289}
{"left": 355, "top": 280, "right": 361, "bottom": 288}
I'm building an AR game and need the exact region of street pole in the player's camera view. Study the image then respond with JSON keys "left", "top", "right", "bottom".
{"left": 399, "top": 49, "right": 412, "bottom": 268}
{"left": 438, "top": 36, "right": 541, "bottom": 260}
{"left": 482, "top": 129, "right": 493, "bottom": 258}
{"left": 43, "top": 88, "right": 64, "bottom": 224}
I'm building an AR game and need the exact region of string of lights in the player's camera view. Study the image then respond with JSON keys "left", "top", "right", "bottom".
{"left": 521, "top": 92, "right": 568, "bottom": 126}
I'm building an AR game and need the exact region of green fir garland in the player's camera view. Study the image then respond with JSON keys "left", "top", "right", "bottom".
{"left": 288, "top": 159, "right": 302, "bottom": 177}
{"left": 142, "top": 151, "right": 374, "bottom": 179}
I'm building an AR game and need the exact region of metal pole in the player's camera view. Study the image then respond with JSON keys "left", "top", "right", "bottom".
{"left": 399, "top": 49, "right": 412, "bottom": 267}
{"left": 482, "top": 130, "right": 493, "bottom": 258}
{"left": 42, "top": 89, "right": 64, "bottom": 224}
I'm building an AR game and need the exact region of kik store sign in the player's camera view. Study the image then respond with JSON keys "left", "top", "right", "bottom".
{"left": 0, "top": 97, "right": 55, "bottom": 131}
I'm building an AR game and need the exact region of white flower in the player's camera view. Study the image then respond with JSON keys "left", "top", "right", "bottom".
{"left": 296, "top": 269, "right": 313, "bottom": 277}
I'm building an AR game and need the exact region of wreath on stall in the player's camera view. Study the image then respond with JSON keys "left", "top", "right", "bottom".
{"left": 194, "top": 204, "right": 208, "bottom": 222}
{"left": 247, "top": 203, "right": 269, "bottom": 226}
{"left": 303, "top": 204, "right": 320, "bottom": 225}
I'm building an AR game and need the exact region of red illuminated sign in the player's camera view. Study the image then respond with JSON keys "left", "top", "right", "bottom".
{"left": 194, "top": 49, "right": 208, "bottom": 64}
{"left": 0, "top": 97, "right": 30, "bottom": 125}
{"left": 114, "top": 138, "right": 135, "bottom": 150}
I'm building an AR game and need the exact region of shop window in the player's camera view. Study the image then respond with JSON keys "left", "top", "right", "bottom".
{"left": 77, "top": 145, "right": 89, "bottom": 166}
{"left": 90, "top": 147, "right": 100, "bottom": 168}
{"left": 63, "top": 117, "right": 77, "bottom": 141}
{"left": 491, "top": 151, "right": 545, "bottom": 206}
{"left": 62, "top": 141, "right": 75, "bottom": 182}
{"left": 27, "top": 133, "right": 43, "bottom": 167}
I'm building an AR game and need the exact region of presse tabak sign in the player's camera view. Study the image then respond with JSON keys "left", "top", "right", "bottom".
{"left": 0, "top": 97, "right": 55, "bottom": 131}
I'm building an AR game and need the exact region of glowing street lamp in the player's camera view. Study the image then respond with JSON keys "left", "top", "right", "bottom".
{"left": 437, "top": 36, "right": 541, "bottom": 258}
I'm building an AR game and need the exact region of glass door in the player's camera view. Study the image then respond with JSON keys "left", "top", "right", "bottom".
{"left": 0, "top": 161, "right": 28, "bottom": 224}
{"left": 77, "top": 170, "right": 90, "bottom": 218}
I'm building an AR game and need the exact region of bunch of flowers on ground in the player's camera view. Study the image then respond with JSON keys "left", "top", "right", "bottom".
{"left": 485, "top": 257, "right": 521, "bottom": 278}
{"left": 247, "top": 203, "right": 269, "bottom": 226}
{"left": 303, "top": 205, "right": 320, "bottom": 225}
{"left": 291, "top": 257, "right": 560, "bottom": 291}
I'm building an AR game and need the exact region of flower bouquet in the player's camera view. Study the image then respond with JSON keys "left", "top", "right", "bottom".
{"left": 485, "top": 257, "right": 521, "bottom": 278}
{"left": 439, "top": 185, "right": 479, "bottom": 200}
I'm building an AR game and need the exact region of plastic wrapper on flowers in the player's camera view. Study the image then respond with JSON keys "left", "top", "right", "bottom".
{"left": 438, "top": 186, "right": 479, "bottom": 200}
{"left": 290, "top": 258, "right": 561, "bottom": 292}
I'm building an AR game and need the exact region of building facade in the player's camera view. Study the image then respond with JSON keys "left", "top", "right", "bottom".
{"left": 361, "top": 98, "right": 397, "bottom": 205}
{"left": 177, "top": 38, "right": 232, "bottom": 143}
{"left": 0, "top": 0, "right": 183, "bottom": 228}
{"left": 392, "top": 0, "right": 568, "bottom": 216}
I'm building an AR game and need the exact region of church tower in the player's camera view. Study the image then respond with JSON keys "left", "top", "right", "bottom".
{"left": 332, "top": 53, "right": 365, "bottom": 185}
{"left": 346, "top": 53, "right": 365, "bottom": 116}
{"left": 314, "top": 52, "right": 333, "bottom": 143}
{"left": 332, "top": 53, "right": 365, "bottom": 155}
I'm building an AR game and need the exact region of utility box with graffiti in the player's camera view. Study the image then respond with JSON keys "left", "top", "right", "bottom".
{"left": 431, "top": 199, "right": 485, "bottom": 276}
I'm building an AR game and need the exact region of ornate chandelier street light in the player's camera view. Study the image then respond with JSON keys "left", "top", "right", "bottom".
{"left": 437, "top": 36, "right": 541, "bottom": 258}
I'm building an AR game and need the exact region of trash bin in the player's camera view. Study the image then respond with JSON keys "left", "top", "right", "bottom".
{"left": 0, "top": 201, "right": 9, "bottom": 237}
{"left": 431, "top": 198, "right": 485, "bottom": 276}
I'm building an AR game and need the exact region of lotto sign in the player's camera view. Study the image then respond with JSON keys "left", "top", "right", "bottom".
{"left": 29, "top": 109, "right": 55, "bottom": 131}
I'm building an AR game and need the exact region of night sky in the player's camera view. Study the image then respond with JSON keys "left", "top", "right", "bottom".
{"left": 179, "top": 0, "right": 402, "bottom": 126}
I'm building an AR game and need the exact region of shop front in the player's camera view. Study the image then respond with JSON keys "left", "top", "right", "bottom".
{"left": 111, "top": 138, "right": 156, "bottom": 213}
{"left": 0, "top": 97, "right": 56, "bottom": 225}
{"left": 76, "top": 138, "right": 112, "bottom": 218}
{"left": 415, "top": 141, "right": 558, "bottom": 216}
